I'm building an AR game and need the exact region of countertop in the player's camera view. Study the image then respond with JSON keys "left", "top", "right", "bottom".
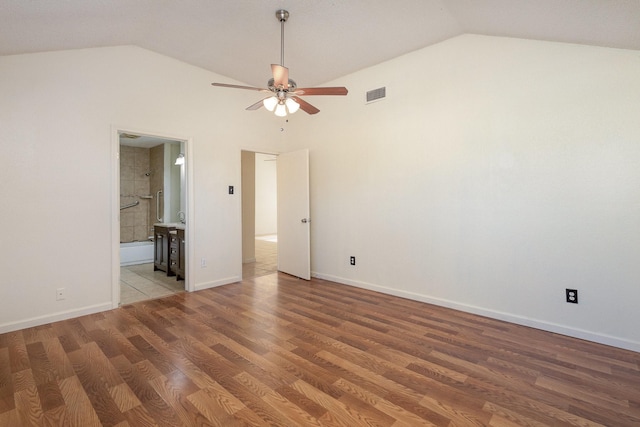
{"left": 154, "top": 223, "right": 186, "bottom": 230}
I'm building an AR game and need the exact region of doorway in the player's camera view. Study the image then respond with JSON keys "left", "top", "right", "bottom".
{"left": 113, "top": 129, "right": 192, "bottom": 306}
{"left": 241, "top": 151, "right": 278, "bottom": 279}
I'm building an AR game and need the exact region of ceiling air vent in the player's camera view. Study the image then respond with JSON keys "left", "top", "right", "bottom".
{"left": 366, "top": 87, "right": 386, "bottom": 104}
{"left": 120, "top": 133, "right": 141, "bottom": 139}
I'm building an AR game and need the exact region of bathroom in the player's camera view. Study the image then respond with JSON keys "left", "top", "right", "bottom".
{"left": 119, "top": 133, "right": 185, "bottom": 303}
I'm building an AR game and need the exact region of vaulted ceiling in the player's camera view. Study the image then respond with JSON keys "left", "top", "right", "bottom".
{"left": 2, "top": 0, "right": 639, "bottom": 88}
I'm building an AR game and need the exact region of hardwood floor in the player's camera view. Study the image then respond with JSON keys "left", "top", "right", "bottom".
{"left": 1, "top": 273, "right": 639, "bottom": 426}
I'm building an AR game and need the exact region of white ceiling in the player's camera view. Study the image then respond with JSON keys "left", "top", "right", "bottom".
{"left": 2, "top": 0, "right": 639, "bottom": 88}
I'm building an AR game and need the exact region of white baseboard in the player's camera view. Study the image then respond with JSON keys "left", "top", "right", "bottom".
{"left": 194, "top": 276, "right": 240, "bottom": 292}
{"left": 0, "top": 303, "right": 113, "bottom": 335}
{"left": 0, "top": 277, "right": 240, "bottom": 334}
{"left": 312, "top": 271, "right": 640, "bottom": 353}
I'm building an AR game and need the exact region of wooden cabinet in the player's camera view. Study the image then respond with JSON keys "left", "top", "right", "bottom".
{"left": 154, "top": 225, "right": 175, "bottom": 274}
{"left": 154, "top": 224, "right": 186, "bottom": 280}
{"left": 170, "top": 228, "right": 185, "bottom": 281}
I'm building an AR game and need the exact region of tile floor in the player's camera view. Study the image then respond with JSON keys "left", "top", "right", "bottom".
{"left": 120, "top": 236, "right": 278, "bottom": 305}
{"left": 120, "top": 263, "right": 185, "bottom": 305}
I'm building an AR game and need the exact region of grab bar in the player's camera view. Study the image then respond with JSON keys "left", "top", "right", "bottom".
{"left": 120, "top": 201, "right": 139, "bottom": 210}
{"left": 156, "top": 190, "right": 163, "bottom": 222}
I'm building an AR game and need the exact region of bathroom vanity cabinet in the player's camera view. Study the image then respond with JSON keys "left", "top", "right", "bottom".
{"left": 154, "top": 223, "right": 186, "bottom": 281}
{"left": 153, "top": 224, "right": 175, "bottom": 274}
{"left": 170, "top": 228, "right": 185, "bottom": 281}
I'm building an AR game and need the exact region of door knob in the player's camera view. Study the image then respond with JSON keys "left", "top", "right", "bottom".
{"left": 301, "top": 218, "right": 311, "bottom": 223}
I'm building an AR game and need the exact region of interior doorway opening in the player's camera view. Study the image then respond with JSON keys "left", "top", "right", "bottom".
{"left": 241, "top": 151, "right": 278, "bottom": 279}
{"left": 114, "top": 129, "right": 191, "bottom": 306}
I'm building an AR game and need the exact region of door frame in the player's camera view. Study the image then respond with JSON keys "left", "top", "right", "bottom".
{"left": 111, "top": 126, "right": 195, "bottom": 308}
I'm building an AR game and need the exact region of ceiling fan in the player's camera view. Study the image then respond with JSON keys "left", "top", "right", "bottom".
{"left": 211, "top": 9, "right": 348, "bottom": 116}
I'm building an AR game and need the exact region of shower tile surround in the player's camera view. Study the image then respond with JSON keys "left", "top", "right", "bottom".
{"left": 120, "top": 145, "right": 164, "bottom": 243}
{"left": 150, "top": 145, "right": 164, "bottom": 225}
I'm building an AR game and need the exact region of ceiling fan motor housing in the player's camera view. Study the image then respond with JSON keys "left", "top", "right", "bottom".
{"left": 268, "top": 77, "right": 297, "bottom": 92}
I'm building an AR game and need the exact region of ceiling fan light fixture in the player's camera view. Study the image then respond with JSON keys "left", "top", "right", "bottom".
{"left": 274, "top": 103, "right": 287, "bottom": 117}
{"left": 210, "top": 9, "right": 347, "bottom": 116}
{"left": 263, "top": 96, "right": 278, "bottom": 111}
{"left": 285, "top": 97, "right": 300, "bottom": 114}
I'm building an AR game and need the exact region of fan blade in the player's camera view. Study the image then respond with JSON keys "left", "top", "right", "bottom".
{"left": 271, "top": 64, "right": 289, "bottom": 88}
{"left": 292, "top": 87, "right": 348, "bottom": 96}
{"left": 291, "top": 96, "right": 320, "bottom": 115}
{"left": 211, "top": 83, "right": 268, "bottom": 92}
{"left": 246, "top": 98, "right": 269, "bottom": 111}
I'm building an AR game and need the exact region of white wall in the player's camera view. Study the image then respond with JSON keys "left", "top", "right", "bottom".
{"left": 165, "top": 142, "right": 182, "bottom": 224}
{"left": 0, "top": 46, "right": 284, "bottom": 331}
{"left": 285, "top": 35, "right": 640, "bottom": 351}
{"left": 255, "top": 153, "right": 277, "bottom": 235}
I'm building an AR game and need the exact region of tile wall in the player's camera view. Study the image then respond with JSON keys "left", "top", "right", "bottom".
{"left": 120, "top": 145, "right": 154, "bottom": 242}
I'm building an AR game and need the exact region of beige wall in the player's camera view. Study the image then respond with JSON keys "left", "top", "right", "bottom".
{"left": 241, "top": 151, "right": 256, "bottom": 263}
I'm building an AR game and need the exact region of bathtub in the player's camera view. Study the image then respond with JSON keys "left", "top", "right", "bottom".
{"left": 120, "top": 241, "right": 154, "bottom": 266}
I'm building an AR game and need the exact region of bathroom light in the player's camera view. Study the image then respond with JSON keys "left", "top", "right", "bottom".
{"left": 263, "top": 96, "right": 278, "bottom": 111}
{"left": 285, "top": 97, "right": 300, "bottom": 114}
{"left": 274, "top": 103, "right": 287, "bottom": 117}
{"left": 175, "top": 153, "right": 185, "bottom": 166}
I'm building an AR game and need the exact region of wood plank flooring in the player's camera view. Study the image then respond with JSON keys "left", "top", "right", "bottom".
{"left": 1, "top": 272, "right": 639, "bottom": 426}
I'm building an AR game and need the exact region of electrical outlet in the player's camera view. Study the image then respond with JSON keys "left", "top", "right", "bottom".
{"left": 350, "top": 256, "right": 356, "bottom": 266}
{"left": 566, "top": 289, "right": 578, "bottom": 304}
{"left": 201, "top": 258, "right": 207, "bottom": 268}
{"left": 56, "top": 288, "right": 65, "bottom": 301}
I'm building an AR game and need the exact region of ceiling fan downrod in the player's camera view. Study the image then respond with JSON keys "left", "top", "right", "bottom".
{"left": 276, "top": 9, "right": 289, "bottom": 67}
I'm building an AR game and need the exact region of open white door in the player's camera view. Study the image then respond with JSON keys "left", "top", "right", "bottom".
{"left": 277, "top": 149, "right": 311, "bottom": 280}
